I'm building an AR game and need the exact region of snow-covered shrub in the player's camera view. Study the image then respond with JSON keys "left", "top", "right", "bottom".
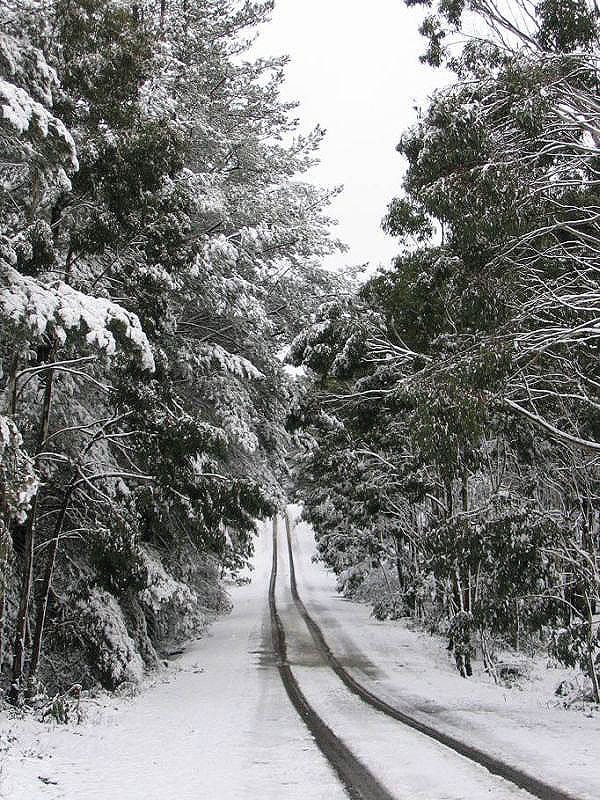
{"left": 372, "top": 593, "right": 410, "bottom": 621}
{"left": 138, "top": 546, "right": 230, "bottom": 651}
{"left": 139, "top": 547, "right": 208, "bottom": 648}
{"left": 76, "top": 589, "right": 144, "bottom": 690}
{"left": 336, "top": 563, "right": 370, "bottom": 598}
{"left": 39, "top": 539, "right": 230, "bottom": 693}
{"left": 495, "top": 656, "right": 531, "bottom": 688}
{"left": 39, "top": 684, "right": 83, "bottom": 725}
{"left": 171, "top": 542, "right": 232, "bottom": 615}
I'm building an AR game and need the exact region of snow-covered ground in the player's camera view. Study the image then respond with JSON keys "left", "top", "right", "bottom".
{"left": 0, "top": 521, "right": 345, "bottom": 800}
{"left": 3, "top": 510, "right": 599, "bottom": 800}
{"left": 287, "top": 506, "right": 600, "bottom": 800}
{"left": 275, "top": 514, "right": 529, "bottom": 799}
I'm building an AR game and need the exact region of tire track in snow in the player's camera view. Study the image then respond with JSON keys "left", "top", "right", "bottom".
{"left": 283, "top": 508, "right": 583, "bottom": 800}
{"left": 269, "top": 517, "right": 396, "bottom": 800}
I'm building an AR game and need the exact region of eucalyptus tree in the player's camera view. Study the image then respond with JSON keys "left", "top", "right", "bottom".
{"left": 290, "top": 1, "right": 600, "bottom": 682}
{"left": 394, "top": 0, "right": 600, "bottom": 685}
{"left": 401, "top": 0, "right": 600, "bottom": 448}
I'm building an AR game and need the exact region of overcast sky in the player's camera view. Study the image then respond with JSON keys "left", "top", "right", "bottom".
{"left": 253, "top": 0, "right": 450, "bottom": 273}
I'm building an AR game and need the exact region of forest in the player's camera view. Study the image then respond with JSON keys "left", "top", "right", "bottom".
{"left": 2, "top": 0, "right": 600, "bottom": 718}
{"left": 0, "top": 0, "right": 343, "bottom": 704}
{"left": 291, "top": 0, "right": 600, "bottom": 700}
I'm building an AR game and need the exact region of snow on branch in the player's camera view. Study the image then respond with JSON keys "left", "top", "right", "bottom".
{"left": 0, "top": 79, "right": 77, "bottom": 170}
{"left": 195, "top": 343, "right": 263, "bottom": 380}
{"left": 0, "top": 267, "right": 155, "bottom": 370}
{"left": 0, "top": 31, "right": 57, "bottom": 107}
{"left": 0, "top": 413, "right": 38, "bottom": 524}
{"left": 504, "top": 397, "right": 600, "bottom": 452}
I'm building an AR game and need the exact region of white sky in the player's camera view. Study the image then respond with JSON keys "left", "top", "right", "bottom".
{"left": 253, "top": 0, "right": 451, "bottom": 272}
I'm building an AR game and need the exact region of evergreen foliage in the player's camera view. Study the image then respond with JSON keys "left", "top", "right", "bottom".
{"left": 0, "top": 0, "right": 342, "bottom": 699}
{"left": 291, "top": 0, "right": 600, "bottom": 696}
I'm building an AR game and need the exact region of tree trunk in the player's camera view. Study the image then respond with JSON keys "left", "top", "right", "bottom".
{"left": 585, "top": 591, "right": 600, "bottom": 703}
{"left": 394, "top": 533, "right": 404, "bottom": 592}
{"left": 480, "top": 628, "right": 498, "bottom": 684}
{"left": 10, "top": 364, "right": 54, "bottom": 702}
{"left": 454, "top": 567, "right": 465, "bottom": 612}
{"left": 445, "top": 480, "right": 454, "bottom": 518}
{"left": 27, "top": 166, "right": 42, "bottom": 223}
{"left": 10, "top": 497, "right": 38, "bottom": 700}
{"left": 0, "top": 589, "right": 5, "bottom": 670}
{"left": 587, "top": 647, "right": 600, "bottom": 704}
{"left": 461, "top": 473, "right": 471, "bottom": 612}
{"left": 28, "top": 490, "right": 71, "bottom": 685}
{"left": 474, "top": 561, "right": 481, "bottom": 604}
{"left": 0, "top": 354, "right": 20, "bottom": 673}
{"left": 0, "top": 538, "right": 8, "bottom": 670}
{"left": 447, "top": 576, "right": 457, "bottom": 616}
{"left": 6, "top": 353, "right": 19, "bottom": 417}
{"left": 379, "top": 558, "right": 393, "bottom": 595}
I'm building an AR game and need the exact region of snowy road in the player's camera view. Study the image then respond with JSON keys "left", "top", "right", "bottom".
{"left": 274, "top": 513, "right": 542, "bottom": 800}
{"left": 3, "top": 510, "right": 598, "bottom": 799}
{"left": 284, "top": 508, "right": 600, "bottom": 800}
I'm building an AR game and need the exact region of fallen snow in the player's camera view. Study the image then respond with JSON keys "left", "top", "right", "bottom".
{"left": 3, "top": 511, "right": 597, "bottom": 800}
{"left": 0, "top": 521, "right": 345, "bottom": 800}
{"left": 139, "top": 548, "right": 196, "bottom": 615}
{"left": 275, "top": 514, "right": 528, "bottom": 799}
{"left": 287, "top": 505, "right": 600, "bottom": 800}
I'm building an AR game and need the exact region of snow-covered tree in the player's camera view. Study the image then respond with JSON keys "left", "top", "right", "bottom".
{"left": 0, "top": 0, "right": 343, "bottom": 699}
{"left": 290, "top": 0, "right": 600, "bottom": 685}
